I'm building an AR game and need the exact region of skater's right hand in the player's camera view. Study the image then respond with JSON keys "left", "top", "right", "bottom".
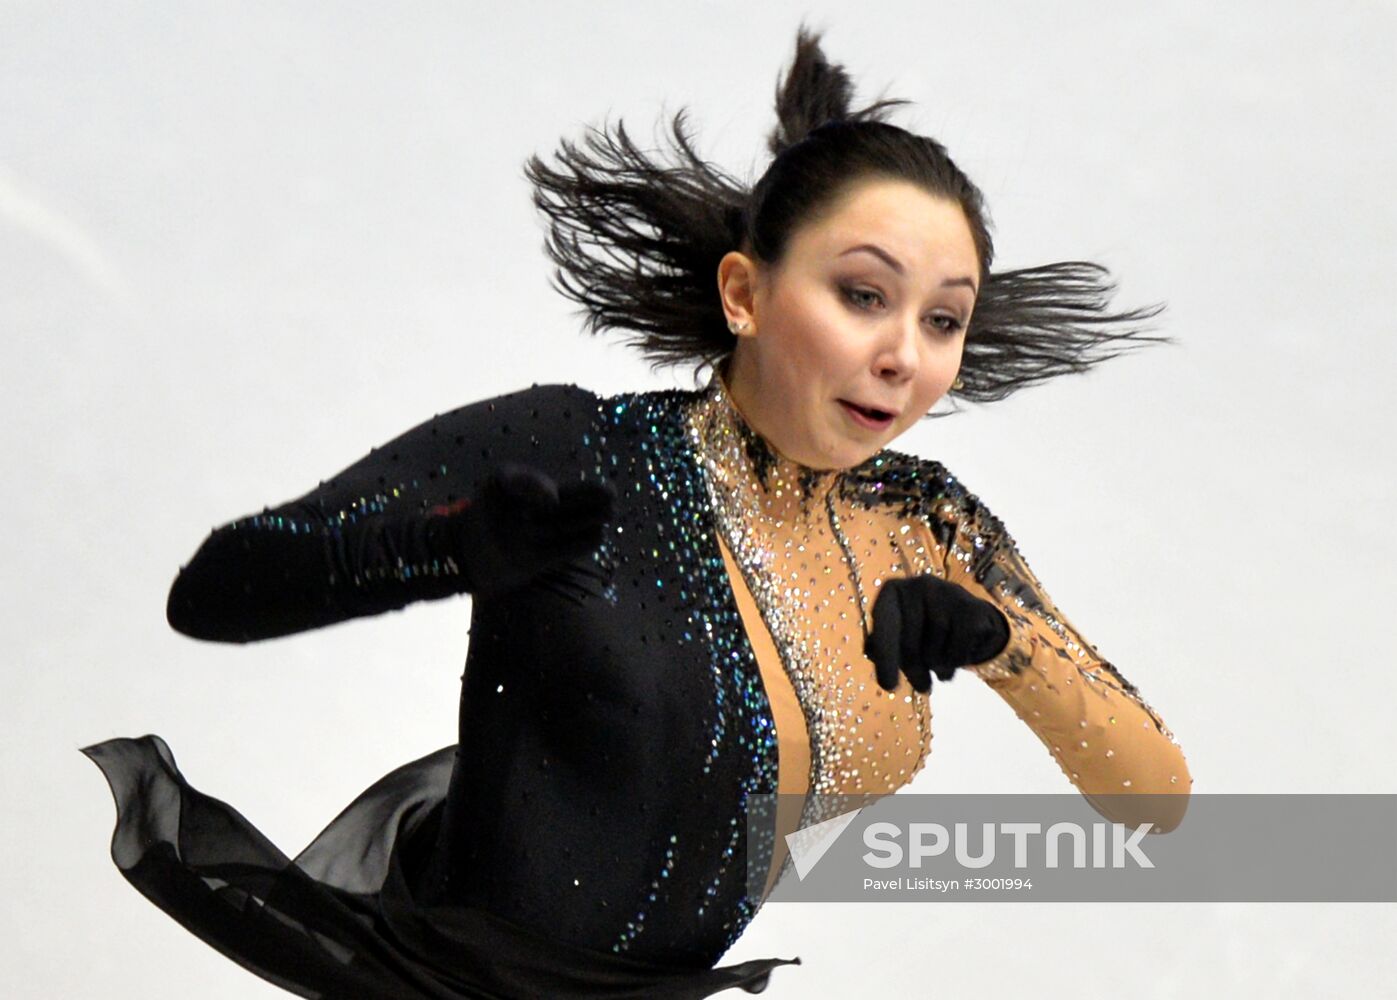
{"left": 429, "top": 463, "right": 616, "bottom": 598}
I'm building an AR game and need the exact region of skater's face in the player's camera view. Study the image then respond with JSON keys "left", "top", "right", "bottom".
{"left": 718, "top": 177, "right": 979, "bottom": 470}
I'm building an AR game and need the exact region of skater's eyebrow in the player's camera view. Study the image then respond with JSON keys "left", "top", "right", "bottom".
{"left": 838, "top": 243, "right": 978, "bottom": 294}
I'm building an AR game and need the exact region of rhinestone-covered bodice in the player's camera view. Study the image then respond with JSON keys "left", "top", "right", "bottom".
{"left": 688, "top": 377, "right": 939, "bottom": 798}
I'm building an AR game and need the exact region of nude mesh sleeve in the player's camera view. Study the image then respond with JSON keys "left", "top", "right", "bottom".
{"left": 917, "top": 467, "right": 1192, "bottom": 826}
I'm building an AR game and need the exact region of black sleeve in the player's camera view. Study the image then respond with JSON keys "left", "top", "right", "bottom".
{"left": 166, "top": 383, "right": 602, "bottom": 643}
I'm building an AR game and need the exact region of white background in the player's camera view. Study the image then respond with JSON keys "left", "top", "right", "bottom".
{"left": 5, "top": 2, "right": 1395, "bottom": 996}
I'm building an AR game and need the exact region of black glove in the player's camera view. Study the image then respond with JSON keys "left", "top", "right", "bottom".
{"left": 864, "top": 575, "right": 1011, "bottom": 693}
{"left": 430, "top": 463, "right": 616, "bottom": 599}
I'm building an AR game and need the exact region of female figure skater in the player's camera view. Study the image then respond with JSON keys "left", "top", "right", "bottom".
{"left": 83, "top": 27, "right": 1190, "bottom": 999}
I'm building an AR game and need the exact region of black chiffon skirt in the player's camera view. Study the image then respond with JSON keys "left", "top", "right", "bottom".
{"left": 81, "top": 735, "right": 799, "bottom": 999}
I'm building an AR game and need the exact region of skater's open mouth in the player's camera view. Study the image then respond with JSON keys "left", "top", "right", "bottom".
{"left": 838, "top": 399, "right": 898, "bottom": 428}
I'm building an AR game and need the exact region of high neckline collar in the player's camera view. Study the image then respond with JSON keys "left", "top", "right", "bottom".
{"left": 695, "top": 372, "right": 844, "bottom": 507}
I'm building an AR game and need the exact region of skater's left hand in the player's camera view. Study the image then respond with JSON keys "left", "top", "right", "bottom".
{"left": 864, "top": 575, "right": 1011, "bottom": 693}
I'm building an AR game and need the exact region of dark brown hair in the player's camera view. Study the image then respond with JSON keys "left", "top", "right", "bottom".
{"left": 524, "top": 23, "right": 1170, "bottom": 410}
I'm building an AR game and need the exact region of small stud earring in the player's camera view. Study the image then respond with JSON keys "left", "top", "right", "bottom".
{"left": 728, "top": 320, "right": 751, "bottom": 336}
{"left": 952, "top": 376, "right": 964, "bottom": 390}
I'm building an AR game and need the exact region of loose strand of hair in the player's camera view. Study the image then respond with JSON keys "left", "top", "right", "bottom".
{"left": 949, "top": 261, "right": 1173, "bottom": 408}
{"left": 524, "top": 109, "right": 745, "bottom": 369}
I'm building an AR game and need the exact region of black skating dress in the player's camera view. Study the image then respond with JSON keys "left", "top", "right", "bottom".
{"left": 83, "top": 377, "right": 1189, "bottom": 998}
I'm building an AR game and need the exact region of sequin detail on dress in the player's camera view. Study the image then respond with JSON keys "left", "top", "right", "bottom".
{"left": 594, "top": 390, "right": 781, "bottom": 957}
{"left": 850, "top": 450, "right": 1175, "bottom": 740}
{"left": 687, "top": 378, "right": 935, "bottom": 801}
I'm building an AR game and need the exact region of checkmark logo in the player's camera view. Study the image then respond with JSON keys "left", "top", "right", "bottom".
{"left": 785, "top": 808, "right": 863, "bottom": 881}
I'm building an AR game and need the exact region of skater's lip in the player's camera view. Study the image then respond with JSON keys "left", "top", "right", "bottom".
{"left": 838, "top": 399, "right": 901, "bottom": 420}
